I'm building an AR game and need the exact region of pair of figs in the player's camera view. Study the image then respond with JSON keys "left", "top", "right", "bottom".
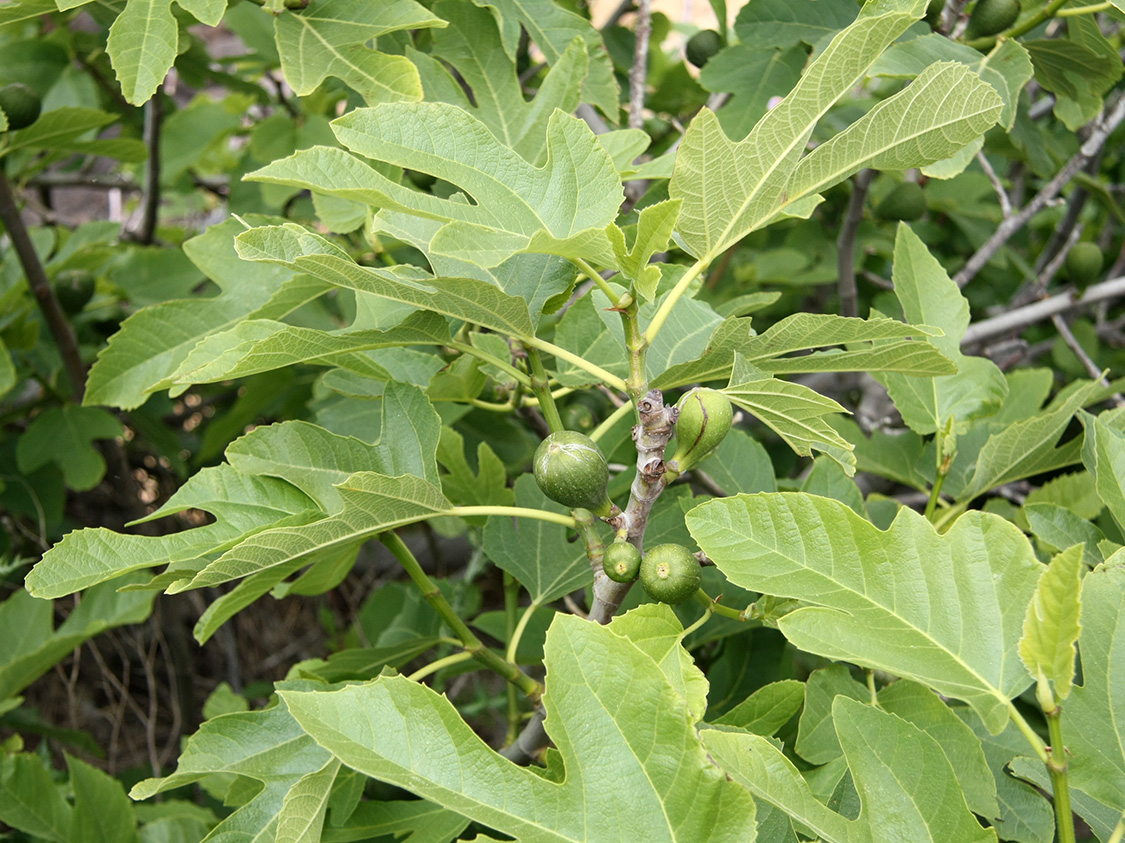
{"left": 531, "top": 387, "right": 733, "bottom": 515}
{"left": 604, "top": 541, "right": 701, "bottom": 605}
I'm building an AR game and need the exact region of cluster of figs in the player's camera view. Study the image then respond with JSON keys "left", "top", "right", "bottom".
{"left": 533, "top": 387, "right": 733, "bottom": 606}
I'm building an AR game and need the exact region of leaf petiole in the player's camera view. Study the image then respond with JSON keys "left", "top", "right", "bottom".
{"left": 407, "top": 651, "right": 475, "bottom": 682}
{"left": 447, "top": 505, "right": 577, "bottom": 528}
{"left": 643, "top": 257, "right": 707, "bottom": 345}
{"left": 523, "top": 335, "right": 629, "bottom": 392}
{"left": 506, "top": 602, "right": 541, "bottom": 664}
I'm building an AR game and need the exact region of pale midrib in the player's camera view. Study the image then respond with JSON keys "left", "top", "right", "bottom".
{"left": 715, "top": 510, "right": 1011, "bottom": 706}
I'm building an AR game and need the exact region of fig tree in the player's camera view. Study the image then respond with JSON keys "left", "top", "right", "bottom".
{"left": 533, "top": 430, "right": 613, "bottom": 517}
{"left": 669, "top": 387, "right": 732, "bottom": 474}
{"left": 640, "top": 544, "right": 702, "bottom": 605}
{"left": 0, "top": 83, "right": 41, "bottom": 131}
{"left": 603, "top": 541, "right": 642, "bottom": 583}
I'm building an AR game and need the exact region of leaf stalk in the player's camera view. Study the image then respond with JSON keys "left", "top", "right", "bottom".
{"left": 380, "top": 531, "right": 542, "bottom": 700}
{"left": 522, "top": 344, "right": 565, "bottom": 432}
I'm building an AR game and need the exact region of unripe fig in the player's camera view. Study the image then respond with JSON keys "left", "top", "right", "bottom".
{"left": 562, "top": 402, "right": 596, "bottom": 433}
{"left": 965, "top": 0, "right": 1020, "bottom": 39}
{"left": 640, "top": 544, "right": 702, "bottom": 605}
{"left": 603, "top": 541, "right": 642, "bottom": 583}
{"left": 1066, "top": 243, "right": 1103, "bottom": 290}
{"left": 669, "top": 387, "right": 732, "bottom": 473}
{"left": 0, "top": 83, "right": 41, "bottom": 131}
{"left": 54, "top": 269, "right": 96, "bottom": 315}
{"left": 533, "top": 430, "right": 613, "bottom": 517}
{"left": 925, "top": 0, "right": 946, "bottom": 27}
{"left": 875, "top": 182, "right": 926, "bottom": 222}
{"left": 685, "top": 29, "right": 723, "bottom": 68}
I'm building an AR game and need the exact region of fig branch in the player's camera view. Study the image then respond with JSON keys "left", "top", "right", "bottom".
{"left": 0, "top": 169, "right": 87, "bottom": 400}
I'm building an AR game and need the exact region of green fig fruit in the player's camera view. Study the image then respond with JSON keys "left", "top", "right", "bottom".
{"left": 875, "top": 182, "right": 927, "bottom": 222}
{"left": 1066, "top": 243, "right": 1104, "bottom": 290}
{"left": 965, "top": 0, "right": 1020, "bottom": 39}
{"left": 0, "top": 83, "right": 41, "bottom": 131}
{"left": 685, "top": 29, "right": 723, "bottom": 68}
{"left": 925, "top": 0, "right": 946, "bottom": 27}
{"left": 533, "top": 430, "right": 613, "bottom": 517}
{"left": 669, "top": 387, "right": 732, "bottom": 474}
{"left": 54, "top": 269, "right": 96, "bottom": 315}
{"left": 640, "top": 544, "right": 702, "bottom": 605}
{"left": 603, "top": 541, "right": 642, "bottom": 583}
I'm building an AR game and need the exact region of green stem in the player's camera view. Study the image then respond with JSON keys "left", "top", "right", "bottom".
{"left": 573, "top": 508, "right": 607, "bottom": 574}
{"left": 590, "top": 399, "right": 634, "bottom": 443}
{"left": 447, "top": 340, "right": 531, "bottom": 387}
{"left": 522, "top": 344, "right": 565, "bottom": 432}
{"left": 680, "top": 606, "right": 713, "bottom": 639}
{"left": 524, "top": 336, "right": 629, "bottom": 392}
{"left": 575, "top": 257, "right": 620, "bottom": 306}
{"left": 1047, "top": 706, "right": 1076, "bottom": 843}
{"left": 380, "top": 532, "right": 542, "bottom": 700}
{"left": 619, "top": 293, "right": 650, "bottom": 410}
{"left": 1008, "top": 702, "right": 1050, "bottom": 764}
{"left": 407, "top": 651, "right": 475, "bottom": 682}
{"left": 866, "top": 669, "right": 878, "bottom": 707}
{"left": 447, "top": 505, "right": 577, "bottom": 528}
{"left": 506, "top": 602, "right": 540, "bottom": 664}
{"left": 1056, "top": 1, "right": 1111, "bottom": 14}
{"left": 644, "top": 258, "right": 707, "bottom": 345}
{"left": 924, "top": 469, "right": 947, "bottom": 522}
{"left": 932, "top": 500, "right": 969, "bottom": 532}
{"left": 503, "top": 572, "right": 522, "bottom": 745}
{"left": 470, "top": 398, "right": 518, "bottom": 412}
{"left": 693, "top": 588, "right": 756, "bottom": 621}
{"left": 965, "top": 0, "right": 1068, "bottom": 49}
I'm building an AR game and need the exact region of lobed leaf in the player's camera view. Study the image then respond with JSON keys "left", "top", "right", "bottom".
{"left": 670, "top": 0, "right": 927, "bottom": 260}
{"left": 281, "top": 611, "right": 758, "bottom": 841}
{"left": 246, "top": 104, "right": 622, "bottom": 269}
{"left": 877, "top": 224, "right": 1008, "bottom": 435}
{"left": 687, "top": 493, "right": 1044, "bottom": 732}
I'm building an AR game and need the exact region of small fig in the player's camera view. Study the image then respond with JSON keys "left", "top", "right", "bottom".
{"left": 685, "top": 29, "right": 723, "bottom": 68}
{"left": 603, "top": 541, "right": 642, "bottom": 583}
{"left": 640, "top": 544, "right": 702, "bottom": 605}
{"left": 669, "top": 387, "right": 732, "bottom": 474}
{"left": 0, "top": 83, "right": 41, "bottom": 131}
{"left": 965, "top": 0, "right": 1020, "bottom": 39}
{"left": 875, "top": 182, "right": 926, "bottom": 222}
{"left": 533, "top": 430, "right": 613, "bottom": 517}
{"left": 1066, "top": 243, "right": 1104, "bottom": 290}
{"left": 53, "top": 269, "right": 96, "bottom": 315}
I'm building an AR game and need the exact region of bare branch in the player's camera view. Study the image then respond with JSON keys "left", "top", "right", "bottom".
{"left": 837, "top": 169, "right": 872, "bottom": 318}
{"left": 627, "top": 0, "right": 652, "bottom": 131}
{"left": 954, "top": 94, "right": 1125, "bottom": 288}
{"left": 962, "top": 275, "right": 1125, "bottom": 345}
{"left": 1052, "top": 313, "right": 1125, "bottom": 406}
{"left": 136, "top": 87, "right": 163, "bottom": 245}
{"left": 0, "top": 171, "right": 87, "bottom": 400}
{"left": 976, "top": 150, "right": 1012, "bottom": 219}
